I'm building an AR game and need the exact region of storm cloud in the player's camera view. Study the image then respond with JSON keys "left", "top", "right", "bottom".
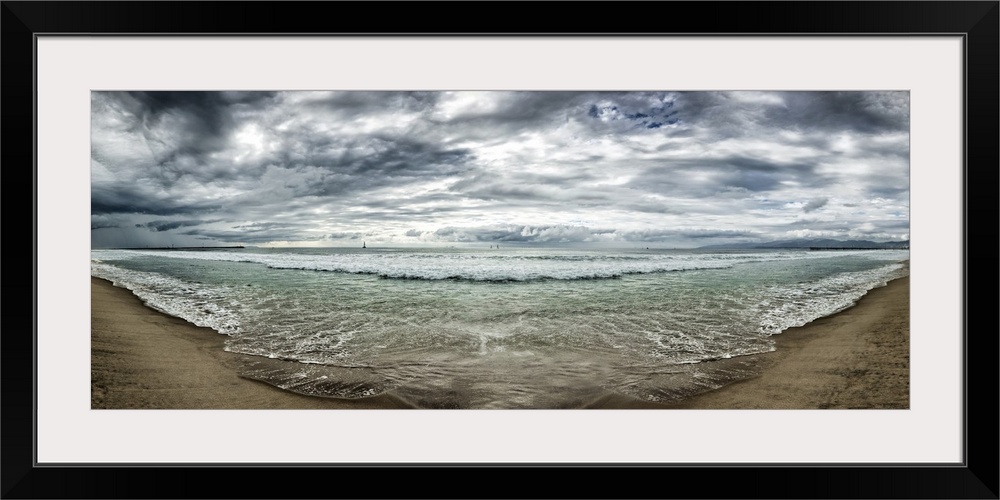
{"left": 91, "top": 91, "right": 909, "bottom": 248}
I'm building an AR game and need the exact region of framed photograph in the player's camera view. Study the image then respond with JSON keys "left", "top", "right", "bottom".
{"left": 5, "top": 2, "right": 996, "bottom": 498}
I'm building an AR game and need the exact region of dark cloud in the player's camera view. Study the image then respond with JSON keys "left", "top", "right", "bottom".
{"left": 876, "top": 218, "right": 911, "bottom": 230}
{"left": 664, "top": 91, "right": 908, "bottom": 137}
{"left": 425, "top": 225, "right": 617, "bottom": 243}
{"left": 402, "top": 225, "right": 759, "bottom": 245}
{"left": 328, "top": 232, "right": 363, "bottom": 240}
{"left": 453, "top": 179, "right": 610, "bottom": 204}
{"left": 179, "top": 227, "right": 326, "bottom": 244}
{"left": 224, "top": 137, "right": 474, "bottom": 203}
{"left": 626, "top": 155, "right": 828, "bottom": 199}
{"left": 773, "top": 91, "right": 909, "bottom": 134}
{"left": 304, "top": 91, "right": 442, "bottom": 117}
{"left": 141, "top": 219, "right": 219, "bottom": 232}
{"left": 803, "top": 197, "right": 829, "bottom": 213}
{"left": 123, "top": 91, "right": 277, "bottom": 154}
{"left": 232, "top": 222, "right": 298, "bottom": 230}
{"left": 91, "top": 184, "right": 221, "bottom": 216}
{"left": 91, "top": 91, "right": 909, "bottom": 248}
{"left": 619, "top": 228, "right": 759, "bottom": 241}
{"left": 449, "top": 92, "right": 585, "bottom": 124}
{"left": 311, "top": 137, "right": 470, "bottom": 183}
{"left": 863, "top": 179, "right": 910, "bottom": 199}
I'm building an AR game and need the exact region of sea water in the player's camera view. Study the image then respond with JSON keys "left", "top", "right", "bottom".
{"left": 91, "top": 247, "right": 909, "bottom": 408}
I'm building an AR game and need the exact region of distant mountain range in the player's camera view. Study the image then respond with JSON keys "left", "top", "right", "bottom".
{"left": 697, "top": 239, "right": 910, "bottom": 250}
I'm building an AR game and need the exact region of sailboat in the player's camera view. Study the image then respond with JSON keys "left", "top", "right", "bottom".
{"left": 362, "top": 241, "right": 366, "bottom": 249}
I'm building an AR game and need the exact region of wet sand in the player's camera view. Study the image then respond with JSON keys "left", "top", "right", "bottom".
{"left": 592, "top": 273, "right": 910, "bottom": 409}
{"left": 92, "top": 272, "right": 908, "bottom": 410}
{"left": 91, "top": 277, "right": 414, "bottom": 409}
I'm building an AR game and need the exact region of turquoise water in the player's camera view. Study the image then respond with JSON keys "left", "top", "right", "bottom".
{"left": 91, "top": 247, "right": 908, "bottom": 408}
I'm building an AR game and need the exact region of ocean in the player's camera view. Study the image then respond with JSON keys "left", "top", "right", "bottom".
{"left": 91, "top": 246, "right": 909, "bottom": 409}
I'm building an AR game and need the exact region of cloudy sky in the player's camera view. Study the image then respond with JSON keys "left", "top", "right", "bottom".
{"left": 91, "top": 91, "right": 909, "bottom": 248}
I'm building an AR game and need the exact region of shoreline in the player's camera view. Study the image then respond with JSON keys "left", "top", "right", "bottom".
{"left": 92, "top": 270, "right": 908, "bottom": 409}
{"left": 591, "top": 272, "right": 909, "bottom": 409}
{"left": 680, "top": 272, "right": 908, "bottom": 409}
{"left": 91, "top": 277, "right": 414, "bottom": 409}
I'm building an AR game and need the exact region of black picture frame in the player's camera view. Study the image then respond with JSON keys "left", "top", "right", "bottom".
{"left": 3, "top": 2, "right": 997, "bottom": 498}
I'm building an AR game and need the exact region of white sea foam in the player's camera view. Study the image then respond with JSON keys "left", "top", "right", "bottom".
{"left": 90, "top": 248, "right": 909, "bottom": 405}
{"left": 756, "top": 262, "right": 907, "bottom": 335}
{"left": 90, "top": 248, "right": 904, "bottom": 282}
{"left": 91, "top": 261, "right": 243, "bottom": 335}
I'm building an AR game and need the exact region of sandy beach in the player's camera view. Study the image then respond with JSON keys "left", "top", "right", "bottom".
{"left": 92, "top": 272, "right": 908, "bottom": 410}
{"left": 667, "top": 273, "right": 909, "bottom": 409}
{"left": 91, "top": 277, "right": 414, "bottom": 409}
{"left": 591, "top": 272, "right": 910, "bottom": 409}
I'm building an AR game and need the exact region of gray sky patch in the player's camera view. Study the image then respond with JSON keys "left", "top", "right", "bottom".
{"left": 91, "top": 91, "right": 910, "bottom": 248}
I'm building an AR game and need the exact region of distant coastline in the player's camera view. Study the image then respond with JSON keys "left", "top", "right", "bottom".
{"left": 107, "top": 246, "right": 246, "bottom": 251}
{"left": 697, "top": 238, "right": 910, "bottom": 251}
{"left": 807, "top": 247, "right": 908, "bottom": 251}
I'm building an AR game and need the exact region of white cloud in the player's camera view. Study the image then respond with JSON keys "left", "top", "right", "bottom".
{"left": 91, "top": 91, "right": 910, "bottom": 248}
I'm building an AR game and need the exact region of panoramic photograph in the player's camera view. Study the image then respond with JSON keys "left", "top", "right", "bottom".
{"left": 90, "top": 90, "right": 910, "bottom": 409}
